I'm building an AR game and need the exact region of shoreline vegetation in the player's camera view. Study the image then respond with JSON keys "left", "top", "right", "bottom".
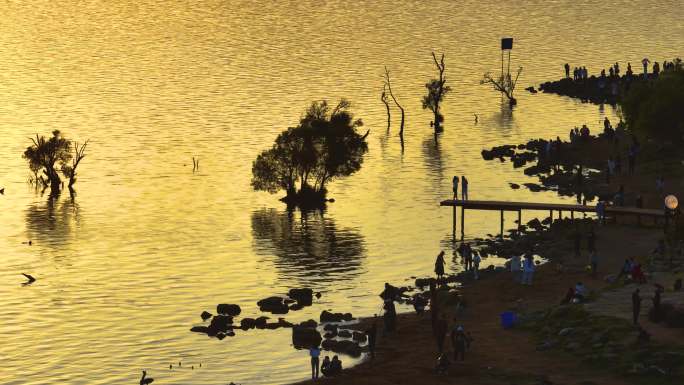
{"left": 290, "top": 64, "right": 684, "bottom": 385}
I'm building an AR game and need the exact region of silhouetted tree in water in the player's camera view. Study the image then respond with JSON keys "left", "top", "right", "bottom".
{"left": 23, "top": 130, "right": 89, "bottom": 196}
{"left": 481, "top": 66, "right": 523, "bottom": 106}
{"left": 251, "top": 99, "right": 369, "bottom": 206}
{"left": 381, "top": 84, "right": 391, "bottom": 133}
{"left": 423, "top": 52, "right": 451, "bottom": 133}
{"left": 383, "top": 67, "right": 405, "bottom": 146}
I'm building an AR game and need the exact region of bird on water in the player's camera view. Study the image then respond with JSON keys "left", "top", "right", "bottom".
{"left": 139, "top": 370, "right": 154, "bottom": 385}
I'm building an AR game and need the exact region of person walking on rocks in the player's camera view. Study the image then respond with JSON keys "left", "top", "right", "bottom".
{"left": 452, "top": 176, "right": 459, "bottom": 200}
{"left": 632, "top": 288, "right": 642, "bottom": 325}
{"left": 309, "top": 345, "right": 321, "bottom": 379}
{"left": 522, "top": 255, "right": 535, "bottom": 285}
{"left": 435, "top": 251, "right": 446, "bottom": 279}
{"left": 461, "top": 175, "right": 469, "bottom": 200}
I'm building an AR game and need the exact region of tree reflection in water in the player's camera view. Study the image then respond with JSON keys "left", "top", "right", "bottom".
{"left": 251, "top": 208, "right": 365, "bottom": 284}
{"left": 24, "top": 195, "right": 81, "bottom": 248}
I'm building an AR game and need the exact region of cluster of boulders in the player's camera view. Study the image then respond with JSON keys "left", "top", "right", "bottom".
{"left": 257, "top": 288, "right": 321, "bottom": 314}
{"left": 538, "top": 76, "right": 630, "bottom": 105}
{"left": 191, "top": 304, "right": 243, "bottom": 339}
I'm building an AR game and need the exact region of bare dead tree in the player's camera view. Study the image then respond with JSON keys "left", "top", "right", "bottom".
{"left": 381, "top": 84, "right": 391, "bottom": 132}
{"left": 383, "top": 66, "right": 405, "bottom": 144}
{"left": 62, "top": 140, "right": 89, "bottom": 190}
{"left": 481, "top": 66, "right": 523, "bottom": 106}
{"left": 423, "top": 52, "right": 451, "bottom": 133}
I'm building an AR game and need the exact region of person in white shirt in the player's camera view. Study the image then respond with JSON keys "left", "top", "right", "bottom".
{"left": 472, "top": 251, "right": 481, "bottom": 280}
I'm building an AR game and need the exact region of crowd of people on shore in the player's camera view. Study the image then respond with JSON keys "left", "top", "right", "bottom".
{"left": 564, "top": 58, "right": 682, "bottom": 82}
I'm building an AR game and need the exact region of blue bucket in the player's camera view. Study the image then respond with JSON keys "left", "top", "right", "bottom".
{"left": 500, "top": 311, "right": 516, "bottom": 329}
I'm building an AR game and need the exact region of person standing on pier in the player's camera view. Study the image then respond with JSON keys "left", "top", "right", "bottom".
{"left": 452, "top": 176, "right": 459, "bottom": 200}
{"left": 564, "top": 63, "right": 570, "bottom": 78}
{"left": 461, "top": 176, "right": 469, "bottom": 200}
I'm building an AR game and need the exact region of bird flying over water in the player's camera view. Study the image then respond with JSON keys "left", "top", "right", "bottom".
{"left": 0, "top": 187, "right": 4, "bottom": 194}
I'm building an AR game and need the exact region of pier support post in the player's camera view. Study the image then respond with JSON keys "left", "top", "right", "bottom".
{"left": 500, "top": 210, "right": 504, "bottom": 238}
{"left": 452, "top": 204, "right": 456, "bottom": 240}
{"left": 461, "top": 207, "right": 465, "bottom": 240}
{"left": 571, "top": 211, "right": 574, "bottom": 220}
{"left": 549, "top": 210, "right": 553, "bottom": 222}
{"left": 518, "top": 209, "right": 522, "bottom": 232}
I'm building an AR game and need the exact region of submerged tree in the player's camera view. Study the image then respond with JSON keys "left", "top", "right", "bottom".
{"left": 383, "top": 67, "right": 405, "bottom": 144}
{"left": 23, "top": 130, "right": 88, "bottom": 195}
{"left": 481, "top": 66, "right": 523, "bottom": 106}
{"left": 422, "top": 52, "right": 451, "bottom": 133}
{"left": 381, "top": 84, "right": 391, "bottom": 132}
{"left": 251, "top": 99, "right": 369, "bottom": 207}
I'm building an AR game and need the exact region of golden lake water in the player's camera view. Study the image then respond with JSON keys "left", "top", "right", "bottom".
{"left": 1, "top": 1, "right": 682, "bottom": 384}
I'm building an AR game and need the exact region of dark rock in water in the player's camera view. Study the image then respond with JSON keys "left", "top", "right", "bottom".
{"left": 352, "top": 331, "right": 367, "bottom": 343}
{"left": 337, "top": 330, "right": 352, "bottom": 338}
{"left": 288, "top": 288, "right": 314, "bottom": 306}
{"left": 240, "top": 318, "right": 256, "bottom": 330}
{"left": 315, "top": 292, "right": 322, "bottom": 299}
{"left": 509, "top": 183, "right": 520, "bottom": 189}
{"left": 209, "top": 315, "right": 233, "bottom": 334}
{"left": 284, "top": 298, "right": 296, "bottom": 305}
{"left": 201, "top": 311, "right": 213, "bottom": 321}
{"left": 264, "top": 322, "right": 282, "bottom": 330}
{"left": 322, "top": 339, "right": 363, "bottom": 357}
{"left": 289, "top": 302, "right": 305, "bottom": 311}
{"left": 523, "top": 183, "right": 544, "bottom": 192}
{"left": 323, "top": 323, "right": 338, "bottom": 332}
{"left": 216, "top": 332, "right": 227, "bottom": 340}
{"left": 300, "top": 319, "right": 318, "bottom": 328}
{"left": 191, "top": 326, "right": 209, "bottom": 334}
{"left": 541, "top": 217, "right": 552, "bottom": 225}
{"left": 217, "top": 304, "right": 241, "bottom": 316}
{"left": 324, "top": 331, "right": 337, "bottom": 339}
{"left": 278, "top": 318, "right": 294, "bottom": 328}
{"left": 257, "top": 297, "right": 289, "bottom": 314}
{"left": 292, "top": 326, "right": 322, "bottom": 349}
{"left": 255, "top": 316, "right": 269, "bottom": 329}
{"left": 320, "top": 310, "right": 353, "bottom": 323}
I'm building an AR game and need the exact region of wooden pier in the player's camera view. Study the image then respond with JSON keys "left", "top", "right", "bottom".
{"left": 440, "top": 199, "right": 666, "bottom": 240}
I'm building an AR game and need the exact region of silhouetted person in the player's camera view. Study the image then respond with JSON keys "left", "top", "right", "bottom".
{"left": 675, "top": 278, "right": 683, "bottom": 292}
{"left": 642, "top": 58, "right": 650, "bottom": 77}
{"left": 321, "top": 356, "right": 331, "bottom": 377}
{"left": 627, "top": 62, "right": 633, "bottom": 77}
{"left": 329, "top": 355, "right": 342, "bottom": 376}
{"left": 451, "top": 326, "right": 466, "bottom": 361}
{"left": 564, "top": 63, "right": 570, "bottom": 78}
{"left": 632, "top": 289, "right": 641, "bottom": 325}
{"left": 381, "top": 283, "right": 397, "bottom": 332}
{"left": 435, "top": 251, "right": 446, "bottom": 279}
{"left": 366, "top": 320, "right": 377, "bottom": 358}
{"left": 452, "top": 175, "right": 459, "bottom": 200}
{"left": 461, "top": 175, "right": 469, "bottom": 200}
{"left": 653, "top": 285, "right": 663, "bottom": 315}
{"left": 309, "top": 345, "right": 321, "bottom": 379}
